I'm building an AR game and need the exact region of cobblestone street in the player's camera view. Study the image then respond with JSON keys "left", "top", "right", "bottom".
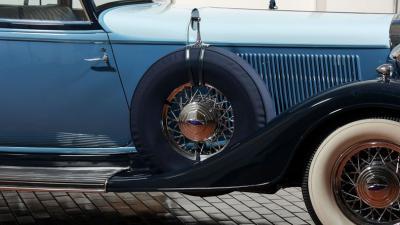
{"left": 0, "top": 188, "right": 314, "bottom": 225}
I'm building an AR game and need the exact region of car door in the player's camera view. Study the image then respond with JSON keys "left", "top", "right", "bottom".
{"left": 0, "top": 0, "right": 131, "bottom": 149}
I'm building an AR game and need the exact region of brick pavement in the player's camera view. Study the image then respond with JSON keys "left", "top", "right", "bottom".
{"left": 0, "top": 188, "right": 314, "bottom": 225}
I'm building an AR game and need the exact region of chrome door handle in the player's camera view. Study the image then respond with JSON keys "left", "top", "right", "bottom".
{"left": 84, "top": 53, "right": 110, "bottom": 65}
{"left": 85, "top": 48, "right": 115, "bottom": 72}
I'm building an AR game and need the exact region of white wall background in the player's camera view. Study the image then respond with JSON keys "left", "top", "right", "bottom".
{"left": 321, "top": 0, "right": 395, "bottom": 13}
{"left": 2, "top": 0, "right": 399, "bottom": 13}
{"left": 175, "top": 0, "right": 397, "bottom": 13}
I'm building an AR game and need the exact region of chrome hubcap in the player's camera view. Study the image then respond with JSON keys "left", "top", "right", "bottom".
{"left": 356, "top": 165, "right": 400, "bottom": 209}
{"left": 162, "top": 83, "right": 234, "bottom": 161}
{"left": 178, "top": 101, "right": 218, "bottom": 142}
{"left": 333, "top": 141, "right": 400, "bottom": 224}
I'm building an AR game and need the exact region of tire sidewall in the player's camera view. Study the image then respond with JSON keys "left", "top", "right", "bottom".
{"left": 131, "top": 47, "right": 273, "bottom": 172}
{"left": 308, "top": 119, "right": 400, "bottom": 225}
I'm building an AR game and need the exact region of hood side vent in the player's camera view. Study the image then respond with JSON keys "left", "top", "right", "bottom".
{"left": 238, "top": 53, "right": 362, "bottom": 114}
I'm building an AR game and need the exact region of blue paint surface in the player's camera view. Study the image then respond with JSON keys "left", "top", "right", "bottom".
{"left": 0, "top": 29, "right": 131, "bottom": 150}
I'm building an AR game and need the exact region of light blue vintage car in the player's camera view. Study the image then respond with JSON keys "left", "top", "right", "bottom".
{"left": 0, "top": 0, "right": 399, "bottom": 224}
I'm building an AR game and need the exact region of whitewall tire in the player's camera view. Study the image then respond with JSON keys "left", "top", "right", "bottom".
{"left": 303, "top": 119, "right": 400, "bottom": 225}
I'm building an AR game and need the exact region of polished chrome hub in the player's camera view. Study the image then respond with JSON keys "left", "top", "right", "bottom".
{"left": 178, "top": 101, "right": 218, "bottom": 142}
{"left": 356, "top": 165, "right": 400, "bottom": 209}
{"left": 162, "top": 83, "right": 234, "bottom": 161}
{"left": 333, "top": 141, "right": 400, "bottom": 224}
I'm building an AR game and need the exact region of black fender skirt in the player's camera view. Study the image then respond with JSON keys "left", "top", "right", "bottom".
{"left": 108, "top": 80, "right": 400, "bottom": 192}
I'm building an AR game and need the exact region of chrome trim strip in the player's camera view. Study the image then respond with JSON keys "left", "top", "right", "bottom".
{"left": 202, "top": 6, "right": 395, "bottom": 15}
{"left": 0, "top": 37, "right": 107, "bottom": 44}
{"left": 0, "top": 29, "right": 108, "bottom": 43}
{"left": 0, "top": 166, "right": 128, "bottom": 170}
{"left": 0, "top": 146, "right": 136, "bottom": 154}
{"left": 109, "top": 40, "right": 390, "bottom": 49}
{"left": 0, "top": 186, "right": 105, "bottom": 193}
{"left": 0, "top": 28, "right": 104, "bottom": 33}
{"left": 0, "top": 19, "right": 93, "bottom": 26}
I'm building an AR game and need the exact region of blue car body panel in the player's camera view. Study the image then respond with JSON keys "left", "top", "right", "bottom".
{"left": 0, "top": 29, "right": 131, "bottom": 150}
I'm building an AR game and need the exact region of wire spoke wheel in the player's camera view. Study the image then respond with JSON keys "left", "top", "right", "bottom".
{"left": 162, "top": 83, "right": 234, "bottom": 161}
{"left": 333, "top": 141, "right": 400, "bottom": 224}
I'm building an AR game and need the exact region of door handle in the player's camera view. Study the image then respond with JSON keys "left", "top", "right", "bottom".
{"left": 84, "top": 52, "right": 110, "bottom": 65}
{"left": 84, "top": 49, "right": 116, "bottom": 72}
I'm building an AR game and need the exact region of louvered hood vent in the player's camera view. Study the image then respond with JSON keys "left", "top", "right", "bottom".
{"left": 239, "top": 53, "right": 362, "bottom": 114}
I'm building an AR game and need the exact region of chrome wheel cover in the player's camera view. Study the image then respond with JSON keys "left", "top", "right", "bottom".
{"left": 332, "top": 141, "right": 400, "bottom": 224}
{"left": 162, "top": 83, "right": 234, "bottom": 161}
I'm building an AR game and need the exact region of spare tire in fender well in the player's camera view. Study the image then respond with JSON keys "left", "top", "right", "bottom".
{"left": 130, "top": 46, "right": 276, "bottom": 172}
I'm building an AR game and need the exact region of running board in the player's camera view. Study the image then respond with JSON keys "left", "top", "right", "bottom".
{"left": 0, "top": 152, "right": 133, "bottom": 192}
{"left": 0, "top": 166, "right": 128, "bottom": 192}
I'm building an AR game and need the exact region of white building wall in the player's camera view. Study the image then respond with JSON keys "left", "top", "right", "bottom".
{"left": 175, "top": 0, "right": 397, "bottom": 13}
{"left": 274, "top": 0, "right": 316, "bottom": 11}
{"left": 3, "top": 0, "right": 399, "bottom": 13}
{"left": 322, "top": 0, "right": 395, "bottom": 13}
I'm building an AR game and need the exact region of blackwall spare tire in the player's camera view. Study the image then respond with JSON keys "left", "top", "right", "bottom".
{"left": 131, "top": 46, "right": 275, "bottom": 172}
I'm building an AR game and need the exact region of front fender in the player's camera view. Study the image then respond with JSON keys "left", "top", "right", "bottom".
{"left": 109, "top": 80, "right": 400, "bottom": 192}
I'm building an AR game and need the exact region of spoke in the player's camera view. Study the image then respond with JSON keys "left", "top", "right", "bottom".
{"left": 169, "top": 110, "right": 179, "bottom": 122}
{"left": 219, "top": 122, "right": 235, "bottom": 134}
{"left": 349, "top": 158, "right": 360, "bottom": 173}
{"left": 379, "top": 152, "right": 386, "bottom": 164}
{"left": 189, "top": 88, "right": 199, "bottom": 102}
{"left": 378, "top": 208, "right": 387, "bottom": 222}
{"left": 397, "top": 155, "right": 400, "bottom": 174}
{"left": 370, "top": 148, "right": 380, "bottom": 164}
{"left": 390, "top": 202, "right": 400, "bottom": 212}
{"left": 360, "top": 157, "right": 370, "bottom": 165}
{"left": 384, "top": 150, "right": 393, "bottom": 161}
{"left": 364, "top": 207, "right": 374, "bottom": 218}
{"left": 343, "top": 172, "right": 356, "bottom": 186}
{"left": 219, "top": 106, "right": 233, "bottom": 119}
{"left": 184, "top": 88, "right": 189, "bottom": 100}
{"left": 341, "top": 190, "right": 360, "bottom": 200}
{"left": 349, "top": 199, "right": 362, "bottom": 209}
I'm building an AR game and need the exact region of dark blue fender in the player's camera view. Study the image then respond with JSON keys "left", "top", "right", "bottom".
{"left": 108, "top": 79, "right": 400, "bottom": 192}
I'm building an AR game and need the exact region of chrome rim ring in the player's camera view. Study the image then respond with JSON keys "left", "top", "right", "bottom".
{"left": 332, "top": 141, "right": 400, "bottom": 224}
{"left": 162, "top": 83, "right": 234, "bottom": 161}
